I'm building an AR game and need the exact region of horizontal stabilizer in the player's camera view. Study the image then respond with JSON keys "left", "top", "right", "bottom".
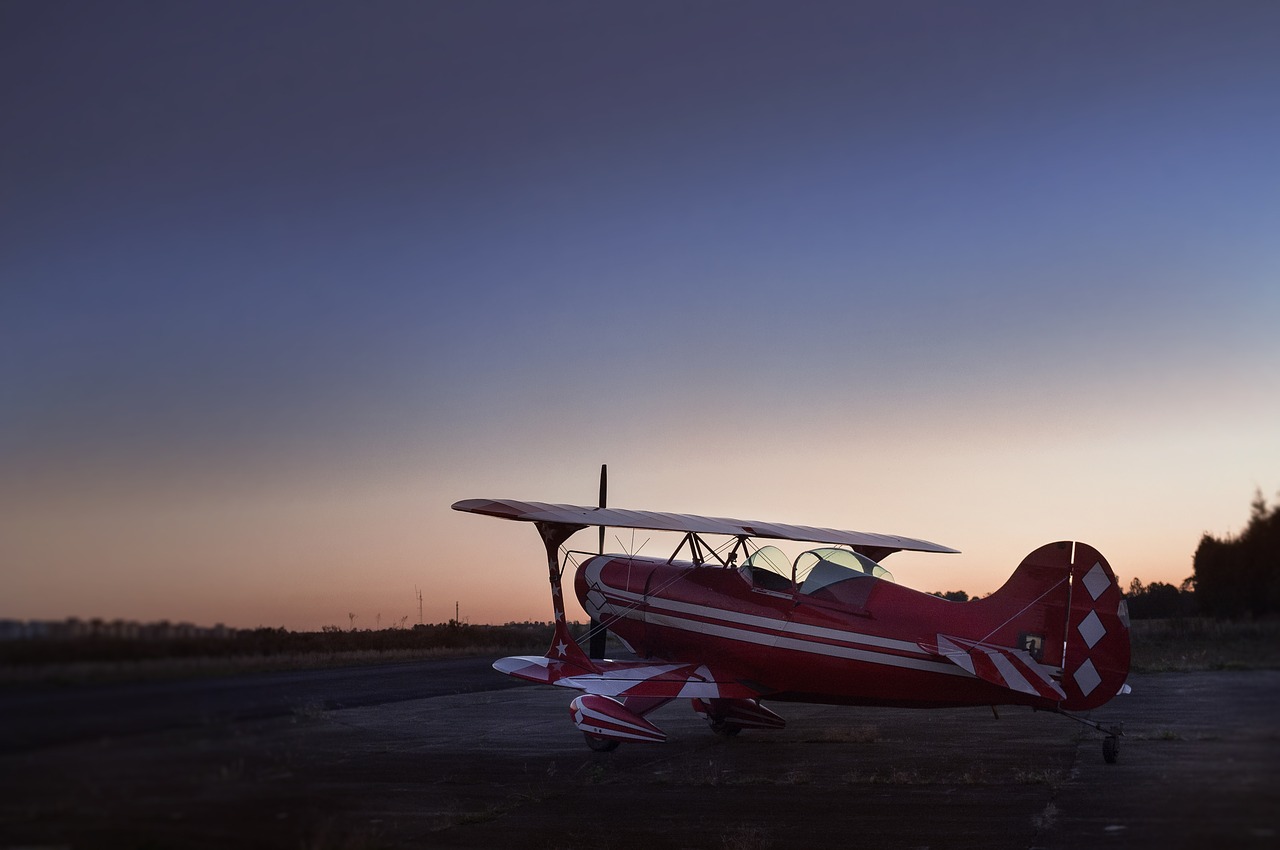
{"left": 492, "top": 655, "right": 594, "bottom": 685}
{"left": 926, "top": 634, "right": 1066, "bottom": 702}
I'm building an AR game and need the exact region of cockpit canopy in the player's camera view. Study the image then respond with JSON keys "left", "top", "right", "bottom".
{"left": 740, "top": 545, "right": 893, "bottom": 594}
{"left": 741, "top": 545, "right": 793, "bottom": 592}
{"left": 796, "top": 547, "right": 894, "bottom": 594}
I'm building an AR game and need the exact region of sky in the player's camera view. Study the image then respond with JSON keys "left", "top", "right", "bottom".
{"left": 2, "top": 1, "right": 1277, "bottom": 631}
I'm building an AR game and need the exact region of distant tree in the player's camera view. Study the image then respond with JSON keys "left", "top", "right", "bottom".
{"left": 930, "top": 590, "right": 970, "bottom": 602}
{"left": 1123, "top": 575, "right": 1197, "bottom": 619}
{"left": 1193, "top": 490, "right": 1280, "bottom": 618}
{"left": 1125, "top": 580, "right": 1196, "bottom": 619}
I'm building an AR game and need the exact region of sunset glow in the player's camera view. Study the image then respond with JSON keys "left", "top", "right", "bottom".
{"left": 3, "top": 2, "right": 1277, "bottom": 630}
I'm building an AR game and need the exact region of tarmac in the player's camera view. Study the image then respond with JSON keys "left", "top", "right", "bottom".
{"left": 1, "top": 661, "right": 1276, "bottom": 849}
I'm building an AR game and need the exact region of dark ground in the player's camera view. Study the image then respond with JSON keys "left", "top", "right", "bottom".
{"left": 1, "top": 660, "right": 1276, "bottom": 849}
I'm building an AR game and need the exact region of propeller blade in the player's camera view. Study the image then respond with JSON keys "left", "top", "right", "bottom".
{"left": 590, "top": 463, "right": 609, "bottom": 659}
{"left": 598, "top": 463, "right": 607, "bottom": 554}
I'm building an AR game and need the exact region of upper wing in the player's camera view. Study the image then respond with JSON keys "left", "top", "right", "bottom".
{"left": 453, "top": 498, "right": 958, "bottom": 555}
{"left": 493, "top": 654, "right": 761, "bottom": 701}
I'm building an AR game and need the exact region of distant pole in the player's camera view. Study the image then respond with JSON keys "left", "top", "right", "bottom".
{"left": 455, "top": 600, "right": 459, "bottom": 623}
{"left": 416, "top": 586, "right": 423, "bottom": 625}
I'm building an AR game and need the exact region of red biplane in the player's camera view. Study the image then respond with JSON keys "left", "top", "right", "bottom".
{"left": 454, "top": 484, "right": 1131, "bottom": 763}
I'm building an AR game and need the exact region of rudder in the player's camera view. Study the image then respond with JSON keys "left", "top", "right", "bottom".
{"left": 1061, "top": 543, "right": 1130, "bottom": 710}
{"left": 981, "top": 541, "right": 1130, "bottom": 710}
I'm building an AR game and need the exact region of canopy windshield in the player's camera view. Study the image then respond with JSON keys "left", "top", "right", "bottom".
{"left": 741, "top": 545, "right": 793, "bottom": 592}
{"left": 796, "top": 547, "right": 894, "bottom": 595}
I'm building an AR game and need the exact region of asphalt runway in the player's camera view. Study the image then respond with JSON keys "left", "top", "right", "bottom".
{"left": 0, "top": 657, "right": 523, "bottom": 754}
{"left": 1, "top": 661, "right": 1276, "bottom": 849}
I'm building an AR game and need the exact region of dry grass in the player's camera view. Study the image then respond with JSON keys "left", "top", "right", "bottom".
{"left": 653, "top": 761, "right": 816, "bottom": 788}
{"left": 842, "top": 767, "right": 925, "bottom": 785}
{"left": 777, "top": 769, "right": 811, "bottom": 785}
{"left": 721, "top": 824, "right": 772, "bottom": 850}
{"left": 1011, "top": 767, "right": 1066, "bottom": 786}
{"left": 0, "top": 644, "right": 534, "bottom": 686}
{"left": 1032, "top": 801, "right": 1059, "bottom": 831}
{"left": 840, "top": 762, "right": 1063, "bottom": 788}
{"left": 802, "top": 724, "right": 881, "bottom": 743}
{"left": 1130, "top": 618, "right": 1280, "bottom": 672}
{"left": 1133, "top": 729, "right": 1183, "bottom": 741}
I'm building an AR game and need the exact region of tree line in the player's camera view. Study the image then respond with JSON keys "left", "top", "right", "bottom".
{"left": 1191, "top": 490, "right": 1280, "bottom": 618}
{"left": 1126, "top": 490, "right": 1279, "bottom": 619}
{"left": 0, "top": 621, "right": 563, "bottom": 666}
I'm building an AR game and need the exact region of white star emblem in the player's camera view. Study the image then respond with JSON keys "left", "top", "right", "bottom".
{"left": 556, "top": 641, "right": 569, "bottom": 657}
{"left": 555, "top": 610, "right": 564, "bottom": 622}
{"left": 552, "top": 584, "right": 562, "bottom": 597}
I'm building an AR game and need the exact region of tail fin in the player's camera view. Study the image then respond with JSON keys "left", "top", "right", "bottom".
{"left": 978, "top": 541, "right": 1130, "bottom": 710}
{"left": 546, "top": 613, "right": 599, "bottom": 673}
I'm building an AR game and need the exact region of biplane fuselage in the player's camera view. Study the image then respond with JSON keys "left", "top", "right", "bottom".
{"left": 577, "top": 555, "right": 1044, "bottom": 709}
{"left": 453, "top": 498, "right": 1131, "bottom": 757}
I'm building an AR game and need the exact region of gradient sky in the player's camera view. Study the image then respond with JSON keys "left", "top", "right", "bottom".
{"left": 3, "top": 1, "right": 1277, "bottom": 630}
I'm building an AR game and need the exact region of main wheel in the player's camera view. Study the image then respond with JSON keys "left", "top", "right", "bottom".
{"left": 1103, "top": 735, "right": 1119, "bottom": 764}
{"left": 584, "top": 733, "right": 619, "bottom": 752}
{"left": 709, "top": 719, "right": 742, "bottom": 738}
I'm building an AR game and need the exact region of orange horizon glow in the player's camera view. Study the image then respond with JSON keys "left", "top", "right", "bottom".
{"left": 4, "top": 446, "right": 1272, "bottom": 631}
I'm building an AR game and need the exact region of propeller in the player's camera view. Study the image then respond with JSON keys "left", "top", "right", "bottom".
{"left": 589, "top": 464, "right": 609, "bottom": 659}
{"left": 598, "top": 463, "right": 607, "bottom": 555}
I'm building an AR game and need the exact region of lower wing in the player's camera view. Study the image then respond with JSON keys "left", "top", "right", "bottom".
{"left": 494, "top": 654, "right": 761, "bottom": 701}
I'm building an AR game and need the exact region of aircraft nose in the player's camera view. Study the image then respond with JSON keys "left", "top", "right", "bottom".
{"left": 578, "top": 556, "right": 612, "bottom": 620}
{"left": 575, "top": 554, "right": 648, "bottom": 621}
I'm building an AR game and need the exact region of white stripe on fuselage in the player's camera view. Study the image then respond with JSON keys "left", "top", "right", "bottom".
{"left": 583, "top": 557, "right": 969, "bottom": 677}
{"left": 625, "top": 608, "right": 970, "bottom": 677}
{"left": 586, "top": 559, "right": 926, "bottom": 654}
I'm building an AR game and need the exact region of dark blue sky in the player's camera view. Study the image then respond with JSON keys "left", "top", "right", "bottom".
{"left": 3, "top": 2, "right": 1277, "bottom": 627}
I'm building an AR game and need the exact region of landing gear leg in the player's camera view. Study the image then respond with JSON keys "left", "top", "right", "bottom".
{"left": 1050, "top": 709, "right": 1124, "bottom": 765}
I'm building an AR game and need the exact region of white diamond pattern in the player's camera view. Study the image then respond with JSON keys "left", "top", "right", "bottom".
{"left": 1082, "top": 562, "right": 1111, "bottom": 600}
{"left": 1078, "top": 610, "right": 1107, "bottom": 649}
{"left": 1074, "top": 658, "right": 1101, "bottom": 696}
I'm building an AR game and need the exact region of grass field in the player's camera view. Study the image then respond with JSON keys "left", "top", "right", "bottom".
{"left": 1129, "top": 617, "right": 1280, "bottom": 672}
{"left": 4, "top": 617, "right": 1275, "bottom": 685}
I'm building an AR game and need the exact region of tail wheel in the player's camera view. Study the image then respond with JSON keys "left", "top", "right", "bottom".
{"left": 584, "top": 733, "right": 619, "bottom": 752}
